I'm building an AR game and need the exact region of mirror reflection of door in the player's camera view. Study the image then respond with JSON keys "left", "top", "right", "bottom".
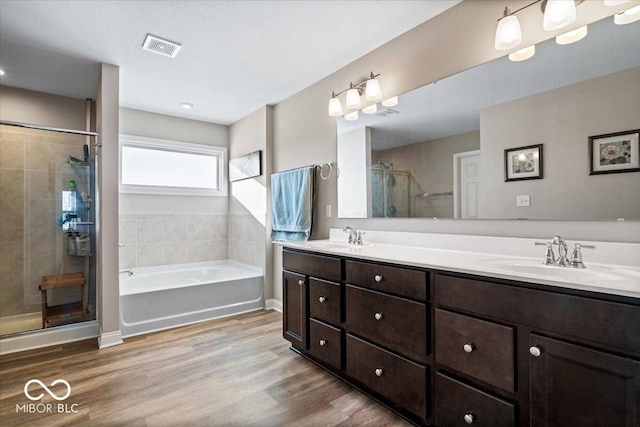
{"left": 454, "top": 150, "right": 480, "bottom": 219}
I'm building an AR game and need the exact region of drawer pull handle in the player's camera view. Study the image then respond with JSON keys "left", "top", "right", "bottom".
{"left": 463, "top": 343, "right": 474, "bottom": 353}
{"left": 298, "top": 279, "right": 304, "bottom": 286}
{"left": 375, "top": 368, "right": 384, "bottom": 377}
{"left": 374, "top": 274, "right": 383, "bottom": 282}
{"left": 319, "top": 339, "right": 327, "bottom": 347}
{"left": 464, "top": 413, "right": 475, "bottom": 424}
{"left": 318, "top": 296, "right": 326, "bottom": 303}
{"left": 374, "top": 312, "right": 384, "bottom": 321}
{"left": 529, "top": 346, "right": 542, "bottom": 357}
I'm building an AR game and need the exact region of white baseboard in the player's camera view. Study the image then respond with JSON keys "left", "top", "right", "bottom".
{"left": 265, "top": 298, "right": 282, "bottom": 312}
{"left": 98, "top": 330, "right": 123, "bottom": 349}
{"left": 0, "top": 321, "right": 99, "bottom": 355}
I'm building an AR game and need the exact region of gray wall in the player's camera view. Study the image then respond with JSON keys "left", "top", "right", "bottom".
{"left": 228, "top": 106, "right": 273, "bottom": 299}
{"left": 269, "top": 1, "right": 640, "bottom": 302}
{"left": 479, "top": 66, "right": 640, "bottom": 220}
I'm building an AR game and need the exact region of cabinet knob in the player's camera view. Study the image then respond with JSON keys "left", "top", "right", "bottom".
{"left": 529, "top": 346, "right": 542, "bottom": 357}
{"left": 374, "top": 274, "right": 383, "bottom": 282}
{"left": 319, "top": 339, "right": 327, "bottom": 347}
{"left": 463, "top": 343, "right": 474, "bottom": 353}
{"left": 464, "top": 413, "right": 475, "bottom": 424}
{"left": 374, "top": 312, "right": 384, "bottom": 321}
{"left": 298, "top": 279, "right": 304, "bottom": 286}
{"left": 318, "top": 296, "right": 326, "bottom": 303}
{"left": 375, "top": 368, "right": 384, "bottom": 377}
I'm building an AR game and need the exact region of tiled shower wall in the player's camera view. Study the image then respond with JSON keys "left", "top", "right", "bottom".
{"left": 118, "top": 213, "right": 229, "bottom": 269}
{"left": 0, "top": 125, "right": 86, "bottom": 317}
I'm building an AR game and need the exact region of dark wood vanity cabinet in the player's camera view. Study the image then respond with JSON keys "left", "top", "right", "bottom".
{"left": 282, "top": 248, "right": 640, "bottom": 426}
{"left": 434, "top": 273, "right": 640, "bottom": 427}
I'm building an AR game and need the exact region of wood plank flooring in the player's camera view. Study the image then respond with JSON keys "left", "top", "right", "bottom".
{"left": 0, "top": 310, "right": 411, "bottom": 426}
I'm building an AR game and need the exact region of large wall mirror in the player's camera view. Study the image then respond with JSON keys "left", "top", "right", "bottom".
{"left": 337, "top": 17, "right": 640, "bottom": 221}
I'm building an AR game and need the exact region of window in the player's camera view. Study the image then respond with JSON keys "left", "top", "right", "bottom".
{"left": 119, "top": 135, "right": 226, "bottom": 196}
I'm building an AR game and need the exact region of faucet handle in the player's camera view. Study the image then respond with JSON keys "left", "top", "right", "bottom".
{"left": 535, "top": 241, "right": 555, "bottom": 264}
{"left": 570, "top": 243, "right": 595, "bottom": 268}
{"left": 356, "top": 231, "right": 365, "bottom": 245}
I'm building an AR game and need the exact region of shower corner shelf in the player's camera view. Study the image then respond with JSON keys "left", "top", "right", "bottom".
{"left": 39, "top": 272, "right": 86, "bottom": 328}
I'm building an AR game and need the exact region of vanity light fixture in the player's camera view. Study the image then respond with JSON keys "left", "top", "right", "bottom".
{"left": 614, "top": 5, "right": 640, "bottom": 25}
{"left": 327, "top": 71, "right": 382, "bottom": 117}
{"left": 362, "top": 104, "right": 378, "bottom": 114}
{"left": 382, "top": 96, "right": 398, "bottom": 107}
{"left": 556, "top": 25, "right": 587, "bottom": 44}
{"left": 344, "top": 111, "right": 359, "bottom": 121}
{"left": 494, "top": 0, "right": 584, "bottom": 52}
{"left": 509, "top": 45, "right": 536, "bottom": 61}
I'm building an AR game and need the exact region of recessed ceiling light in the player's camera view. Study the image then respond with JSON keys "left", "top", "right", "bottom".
{"left": 180, "top": 103, "right": 193, "bottom": 109}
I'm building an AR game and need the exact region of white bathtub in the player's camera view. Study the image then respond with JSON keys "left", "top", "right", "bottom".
{"left": 119, "top": 260, "right": 263, "bottom": 338}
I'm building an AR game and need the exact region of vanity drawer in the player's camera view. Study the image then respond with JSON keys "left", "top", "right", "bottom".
{"left": 309, "top": 278, "right": 341, "bottom": 326}
{"left": 435, "top": 309, "right": 514, "bottom": 392}
{"left": 346, "top": 333, "right": 427, "bottom": 419}
{"left": 436, "top": 372, "right": 516, "bottom": 427}
{"left": 346, "top": 260, "right": 427, "bottom": 301}
{"left": 436, "top": 274, "right": 640, "bottom": 357}
{"left": 283, "top": 249, "right": 341, "bottom": 282}
{"left": 346, "top": 285, "right": 428, "bottom": 362}
{"left": 309, "top": 319, "right": 342, "bottom": 370}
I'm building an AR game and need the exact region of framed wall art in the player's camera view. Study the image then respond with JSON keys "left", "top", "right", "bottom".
{"left": 589, "top": 129, "right": 640, "bottom": 175}
{"left": 504, "top": 144, "right": 543, "bottom": 182}
{"left": 229, "top": 150, "right": 262, "bottom": 182}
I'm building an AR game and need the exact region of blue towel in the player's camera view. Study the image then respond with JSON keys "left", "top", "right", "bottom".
{"left": 271, "top": 167, "right": 314, "bottom": 241}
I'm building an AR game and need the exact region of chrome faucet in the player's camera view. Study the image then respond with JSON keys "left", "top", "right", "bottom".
{"left": 535, "top": 236, "right": 595, "bottom": 268}
{"left": 343, "top": 226, "right": 364, "bottom": 245}
{"left": 119, "top": 269, "right": 134, "bottom": 276}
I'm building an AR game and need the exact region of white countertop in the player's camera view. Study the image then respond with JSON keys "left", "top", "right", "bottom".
{"left": 276, "top": 230, "right": 640, "bottom": 299}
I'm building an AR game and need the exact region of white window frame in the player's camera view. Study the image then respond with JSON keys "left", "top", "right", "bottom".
{"left": 119, "top": 134, "right": 227, "bottom": 196}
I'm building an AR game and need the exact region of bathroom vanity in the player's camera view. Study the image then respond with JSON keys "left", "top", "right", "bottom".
{"left": 279, "top": 232, "right": 640, "bottom": 426}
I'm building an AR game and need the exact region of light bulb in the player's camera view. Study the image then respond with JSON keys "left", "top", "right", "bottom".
{"left": 556, "top": 25, "right": 587, "bottom": 44}
{"left": 543, "top": 0, "right": 577, "bottom": 31}
{"left": 509, "top": 45, "right": 535, "bottom": 62}
{"left": 328, "top": 96, "right": 343, "bottom": 117}
{"left": 0, "top": 69, "right": 5, "bottom": 76}
{"left": 344, "top": 111, "right": 359, "bottom": 121}
{"left": 614, "top": 5, "right": 640, "bottom": 25}
{"left": 382, "top": 96, "right": 398, "bottom": 107}
{"left": 495, "top": 10, "right": 522, "bottom": 50}
{"left": 362, "top": 104, "right": 378, "bottom": 114}
{"left": 345, "top": 88, "right": 361, "bottom": 110}
{"left": 365, "top": 78, "right": 382, "bottom": 101}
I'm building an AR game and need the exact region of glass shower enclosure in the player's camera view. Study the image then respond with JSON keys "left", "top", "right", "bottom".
{"left": 0, "top": 122, "right": 97, "bottom": 336}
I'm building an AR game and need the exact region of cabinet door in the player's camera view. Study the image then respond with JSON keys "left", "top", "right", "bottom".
{"left": 283, "top": 271, "right": 307, "bottom": 349}
{"left": 530, "top": 334, "right": 640, "bottom": 427}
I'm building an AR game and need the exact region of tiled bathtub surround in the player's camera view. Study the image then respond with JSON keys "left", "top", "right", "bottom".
{"left": 228, "top": 212, "right": 265, "bottom": 269}
{"left": 0, "top": 125, "right": 87, "bottom": 318}
{"left": 118, "top": 213, "right": 229, "bottom": 269}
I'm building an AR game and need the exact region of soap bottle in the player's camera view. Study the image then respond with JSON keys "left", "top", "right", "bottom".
{"left": 67, "top": 231, "right": 77, "bottom": 256}
{"left": 76, "top": 233, "right": 91, "bottom": 256}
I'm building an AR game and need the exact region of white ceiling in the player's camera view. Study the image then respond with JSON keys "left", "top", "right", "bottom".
{"left": 0, "top": 0, "right": 461, "bottom": 125}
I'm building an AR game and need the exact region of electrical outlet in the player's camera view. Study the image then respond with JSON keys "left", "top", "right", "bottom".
{"left": 517, "top": 195, "right": 530, "bottom": 207}
{"left": 325, "top": 204, "right": 332, "bottom": 218}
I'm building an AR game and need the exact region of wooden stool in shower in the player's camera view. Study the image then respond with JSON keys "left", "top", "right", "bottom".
{"left": 39, "top": 272, "right": 86, "bottom": 328}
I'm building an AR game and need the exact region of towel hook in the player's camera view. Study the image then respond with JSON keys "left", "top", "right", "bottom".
{"left": 319, "top": 162, "right": 333, "bottom": 180}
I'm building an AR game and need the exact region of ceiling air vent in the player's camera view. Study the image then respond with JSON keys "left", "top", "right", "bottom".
{"left": 142, "top": 34, "right": 182, "bottom": 58}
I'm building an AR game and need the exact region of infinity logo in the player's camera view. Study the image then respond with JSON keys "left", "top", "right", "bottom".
{"left": 24, "top": 379, "right": 71, "bottom": 401}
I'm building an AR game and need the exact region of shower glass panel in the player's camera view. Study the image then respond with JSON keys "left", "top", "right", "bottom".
{"left": 0, "top": 123, "right": 97, "bottom": 336}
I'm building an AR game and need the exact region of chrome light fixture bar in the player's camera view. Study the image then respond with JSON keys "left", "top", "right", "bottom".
{"left": 328, "top": 72, "right": 382, "bottom": 117}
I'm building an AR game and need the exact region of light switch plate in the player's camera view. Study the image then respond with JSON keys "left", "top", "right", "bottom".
{"left": 325, "top": 204, "right": 332, "bottom": 218}
{"left": 517, "top": 195, "right": 530, "bottom": 207}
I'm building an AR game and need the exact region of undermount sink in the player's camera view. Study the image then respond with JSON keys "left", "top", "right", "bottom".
{"left": 479, "top": 258, "right": 639, "bottom": 283}
{"left": 305, "top": 240, "right": 371, "bottom": 250}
